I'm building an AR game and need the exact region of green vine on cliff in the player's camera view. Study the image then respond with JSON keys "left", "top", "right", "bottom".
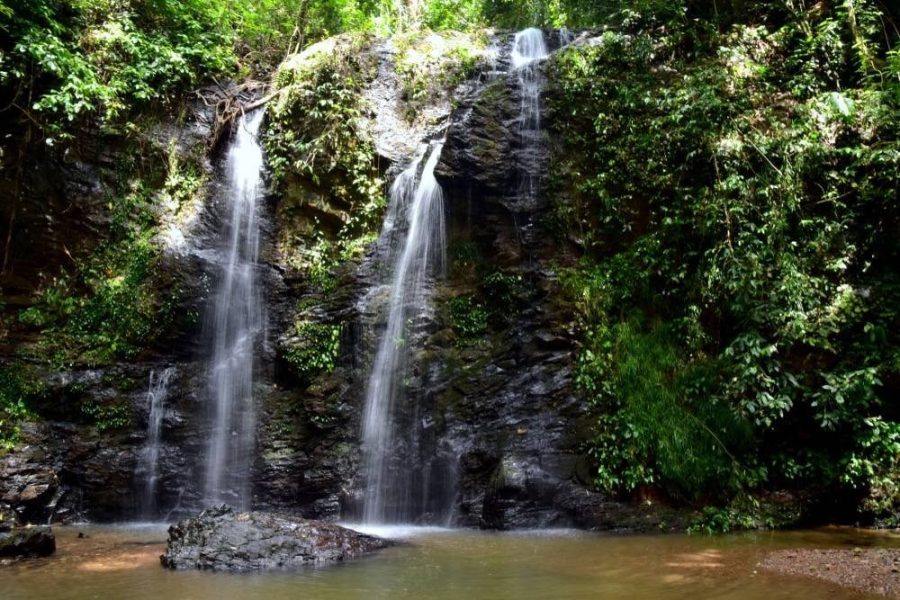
{"left": 14, "top": 140, "right": 203, "bottom": 368}
{"left": 393, "top": 30, "right": 488, "bottom": 122}
{"left": 265, "top": 35, "right": 385, "bottom": 276}
{"left": 283, "top": 321, "right": 342, "bottom": 381}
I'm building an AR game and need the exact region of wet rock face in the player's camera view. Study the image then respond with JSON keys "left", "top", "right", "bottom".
{"left": 256, "top": 33, "right": 661, "bottom": 530}
{"left": 0, "top": 87, "right": 215, "bottom": 305}
{"left": 251, "top": 376, "right": 359, "bottom": 521}
{"left": 437, "top": 77, "right": 518, "bottom": 199}
{"left": 0, "top": 84, "right": 272, "bottom": 525}
{"left": 0, "top": 443, "right": 61, "bottom": 526}
{"left": 0, "top": 360, "right": 215, "bottom": 525}
{"left": 396, "top": 44, "right": 588, "bottom": 529}
{"left": 161, "top": 506, "right": 389, "bottom": 572}
{"left": 0, "top": 526, "right": 56, "bottom": 558}
{"left": 0, "top": 34, "right": 683, "bottom": 532}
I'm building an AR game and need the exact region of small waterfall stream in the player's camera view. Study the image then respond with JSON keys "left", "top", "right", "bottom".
{"left": 204, "top": 110, "right": 266, "bottom": 510}
{"left": 137, "top": 366, "right": 175, "bottom": 518}
{"left": 511, "top": 28, "right": 549, "bottom": 204}
{"left": 361, "top": 143, "right": 447, "bottom": 524}
{"left": 358, "top": 28, "right": 557, "bottom": 526}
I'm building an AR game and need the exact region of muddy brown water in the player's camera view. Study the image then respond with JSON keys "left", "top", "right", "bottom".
{"left": 2, "top": 524, "right": 898, "bottom": 599}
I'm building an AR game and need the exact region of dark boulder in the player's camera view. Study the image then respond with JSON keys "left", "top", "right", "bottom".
{"left": 160, "top": 506, "right": 390, "bottom": 572}
{"left": 0, "top": 526, "right": 56, "bottom": 557}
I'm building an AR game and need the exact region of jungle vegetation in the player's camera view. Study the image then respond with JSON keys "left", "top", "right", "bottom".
{"left": 1, "top": 0, "right": 898, "bottom": 529}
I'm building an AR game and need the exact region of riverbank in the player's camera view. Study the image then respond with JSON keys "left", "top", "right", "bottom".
{"left": 763, "top": 547, "right": 900, "bottom": 598}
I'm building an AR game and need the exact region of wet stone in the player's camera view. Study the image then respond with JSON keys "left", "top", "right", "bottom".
{"left": 160, "top": 505, "right": 391, "bottom": 572}
{"left": 0, "top": 526, "right": 56, "bottom": 558}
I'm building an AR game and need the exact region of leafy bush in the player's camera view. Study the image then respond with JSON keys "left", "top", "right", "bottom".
{"left": 266, "top": 35, "right": 386, "bottom": 277}
{"left": 422, "top": 0, "right": 485, "bottom": 30}
{"left": 2, "top": 0, "right": 235, "bottom": 135}
{"left": 80, "top": 399, "right": 131, "bottom": 432}
{"left": 551, "top": 2, "right": 899, "bottom": 516}
{"left": 843, "top": 417, "right": 900, "bottom": 521}
{"left": 284, "top": 322, "right": 342, "bottom": 380}
{"left": 0, "top": 366, "right": 42, "bottom": 449}
{"left": 235, "top": 0, "right": 380, "bottom": 61}
{"left": 581, "top": 319, "right": 750, "bottom": 500}
{"left": 447, "top": 294, "right": 488, "bottom": 340}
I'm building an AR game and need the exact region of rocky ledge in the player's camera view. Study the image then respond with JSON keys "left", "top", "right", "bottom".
{"left": 160, "top": 506, "right": 390, "bottom": 572}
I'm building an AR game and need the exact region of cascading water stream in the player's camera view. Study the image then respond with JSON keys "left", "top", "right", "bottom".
{"left": 361, "top": 143, "right": 447, "bottom": 524}
{"left": 204, "top": 110, "right": 266, "bottom": 510}
{"left": 511, "top": 28, "right": 549, "bottom": 204}
{"left": 137, "top": 366, "right": 175, "bottom": 518}
{"left": 357, "top": 30, "right": 558, "bottom": 526}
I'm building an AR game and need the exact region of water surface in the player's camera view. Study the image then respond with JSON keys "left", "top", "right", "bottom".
{"left": 4, "top": 525, "right": 897, "bottom": 599}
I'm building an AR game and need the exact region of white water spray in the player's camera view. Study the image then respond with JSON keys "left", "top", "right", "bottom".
{"left": 137, "top": 366, "right": 175, "bottom": 517}
{"left": 361, "top": 143, "right": 447, "bottom": 524}
{"left": 204, "top": 110, "right": 266, "bottom": 509}
{"left": 511, "top": 28, "right": 549, "bottom": 203}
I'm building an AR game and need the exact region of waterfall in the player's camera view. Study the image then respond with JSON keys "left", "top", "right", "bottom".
{"left": 511, "top": 28, "right": 549, "bottom": 204}
{"left": 137, "top": 366, "right": 175, "bottom": 518}
{"left": 204, "top": 109, "right": 266, "bottom": 510}
{"left": 361, "top": 143, "right": 447, "bottom": 524}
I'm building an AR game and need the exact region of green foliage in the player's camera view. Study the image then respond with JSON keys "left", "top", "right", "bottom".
{"left": 265, "top": 38, "right": 374, "bottom": 189}
{"left": 16, "top": 236, "right": 163, "bottom": 366}
{"left": 477, "top": 270, "right": 526, "bottom": 328}
{"left": 721, "top": 333, "right": 797, "bottom": 429}
{"left": 393, "top": 30, "right": 487, "bottom": 121}
{"left": 80, "top": 399, "right": 131, "bottom": 432}
{"left": 447, "top": 294, "right": 488, "bottom": 340}
{"left": 579, "top": 319, "right": 750, "bottom": 499}
{"left": 843, "top": 417, "right": 900, "bottom": 520}
{"left": 266, "top": 36, "right": 386, "bottom": 277}
{"left": 284, "top": 322, "right": 342, "bottom": 380}
{"left": 478, "top": 0, "right": 686, "bottom": 29}
{"left": 0, "top": 366, "right": 42, "bottom": 449}
{"left": 0, "top": 0, "right": 426, "bottom": 137}
{"left": 687, "top": 493, "right": 801, "bottom": 534}
{"left": 551, "top": 2, "right": 899, "bottom": 516}
{"left": 480, "top": 0, "right": 563, "bottom": 29}
{"left": 5, "top": 0, "right": 780, "bottom": 138}
{"left": 14, "top": 141, "right": 198, "bottom": 367}
{"left": 235, "top": 0, "right": 381, "bottom": 61}
{"left": 1, "top": 0, "right": 235, "bottom": 135}
{"left": 69, "top": 237, "right": 158, "bottom": 362}
{"left": 481, "top": 271, "right": 524, "bottom": 312}
{"left": 448, "top": 240, "right": 481, "bottom": 268}
{"left": 422, "top": 0, "right": 485, "bottom": 31}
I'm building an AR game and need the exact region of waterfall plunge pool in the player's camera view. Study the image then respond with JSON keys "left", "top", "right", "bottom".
{"left": 3, "top": 525, "right": 897, "bottom": 599}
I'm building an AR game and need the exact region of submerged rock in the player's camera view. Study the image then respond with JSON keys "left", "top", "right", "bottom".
{"left": 160, "top": 506, "right": 390, "bottom": 572}
{"left": 0, "top": 526, "right": 56, "bottom": 558}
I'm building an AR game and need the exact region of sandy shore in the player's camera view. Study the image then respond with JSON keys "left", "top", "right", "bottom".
{"left": 763, "top": 548, "right": 900, "bottom": 598}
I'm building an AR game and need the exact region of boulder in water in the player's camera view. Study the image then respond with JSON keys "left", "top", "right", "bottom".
{"left": 0, "top": 526, "right": 56, "bottom": 557}
{"left": 160, "top": 506, "right": 390, "bottom": 572}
